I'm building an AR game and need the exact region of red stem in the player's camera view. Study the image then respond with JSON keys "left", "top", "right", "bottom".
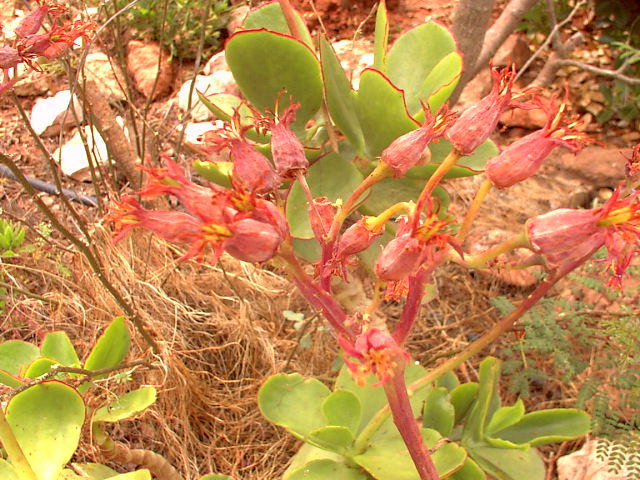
{"left": 384, "top": 361, "right": 439, "bottom": 480}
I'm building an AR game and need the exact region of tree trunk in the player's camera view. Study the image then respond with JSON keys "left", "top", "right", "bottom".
{"left": 449, "top": 0, "right": 495, "bottom": 105}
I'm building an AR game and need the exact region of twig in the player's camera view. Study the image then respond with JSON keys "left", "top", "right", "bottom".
{"left": 515, "top": 0, "right": 587, "bottom": 82}
{"left": 0, "top": 280, "right": 60, "bottom": 306}
{"left": 7, "top": 360, "right": 151, "bottom": 398}
{"left": 555, "top": 59, "right": 640, "bottom": 85}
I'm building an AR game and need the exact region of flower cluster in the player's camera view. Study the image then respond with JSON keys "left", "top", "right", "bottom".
{"left": 105, "top": 156, "right": 287, "bottom": 264}
{"left": 1, "top": 0, "right": 95, "bottom": 95}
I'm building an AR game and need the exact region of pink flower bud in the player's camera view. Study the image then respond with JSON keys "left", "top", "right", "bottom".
{"left": 15, "top": 5, "right": 48, "bottom": 37}
{"left": 526, "top": 208, "right": 605, "bottom": 267}
{"left": 445, "top": 66, "right": 520, "bottom": 155}
{"left": 336, "top": 217, "right": 382, "bottom": 258}
{"left": 224, "top": 218, "right": 282, "bottom": 262}
{"left": 0, "top": 47, "right": 21, "bottom": 69}
{"left": 374, "top": 234, "right": 423, "bottom": 281}
{"left": 270, "top": 103, "right": 308, "bottom": 180}
{"left": 381, "top": 107, "right": 451, "bottom": 177}
{"left": 229, "top": 139, "right": 279, "bottom": 194}
{"left": 105, "top": 194, "right": 203, "bottom": 244}
{"left": 308, "top": 197, "right": 336, "bottom": 242}
{"left": 485, "top": 95, "right": 594, "bottom": 189}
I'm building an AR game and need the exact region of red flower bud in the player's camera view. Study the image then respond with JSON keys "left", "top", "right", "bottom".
{"left": 15, "top": 5, "right": 48, "bottom": 37}
{"left": 374, "top": 234, "right": 423, "bottom": 281}
{"left": 381, "top": 107, "right": 451, "bottom": 177}
{"left": 105, "top": 194, "right": 203, "bottom": 244}
{"left": 224, "top": 218, "right": 282, "bottom": 262}
{"left": 445, "top": 66, "right": 521, "bottom": 155}
{"left": 308, "top": 197, "right": 336, "bottom": 242}
{"left": 485, "top": 95, "right": 593, "bottom": 189}
{"left": 0, "top": 47, "right": 21, "bottom": 69}
{"left": 336, "top": 217, "right": 382, "bottom": 258}
{"left": 229, "top": 139, "right": 279, "bottom": 194}
{"left": 526, "top": 208, "right": 604, "bottom": 267}
{"left": 270, "top": 103, "right": 308, "bottom": 180}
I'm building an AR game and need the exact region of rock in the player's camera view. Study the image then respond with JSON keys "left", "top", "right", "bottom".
{"left": 202, "top": 51, "right": 229, "bottom": 76}
{"left": 547, "top": 146, "right": 630, "bottom": 187}
{"left": 82, "top": 52, "right": 127, "bottom": 103}
{"left": 558, "top": 439, "right": 634, "bottom": 480}
{"left": 53, "top": 125, "right": 108, "bottom": 181}
{"left": 181, "top": 120, "right": 224, "bottom": 153}
{"left": 178, "top": 72, "right": 239, "bottom": 121}
{"left": 13, "top": 68, "right": 53, "bottom": 96}
{"left": 492, "top": 34, "right": 532, "bottom": 70}
{"left": 226, "top": 4, "right": 249, "bottom": 34}
{"left": 30, "top": 90, "right": 84, "bottom": 136}
{"left": 127, "top": 40, "right": 175, "bottom": 100}
{"left": 499, "top": 107, "right": 548, "bottom": 130}
{"left": 330, "top": 39, "right": 373, "bottom": 89}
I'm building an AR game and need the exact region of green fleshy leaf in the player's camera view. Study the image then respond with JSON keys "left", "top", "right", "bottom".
{"left": 373, "top": 0, "right": 389, "bottom": 72}
{"left": 83, "top": 317, "right": 130, "bottom": 376}
{"left": 359, "top": 178, "right": 449, "bottom": 217}
{"left": 284, "top": 443, "right": 345, "bottom": 479}
{"left": 492, "top": 409, "right": 591, "bottom": 447}
{"left": 41, "top": 331, "right": 80, "bottom": 368}
{"left": 436, "top": 371, "right": 460, "bottom": 392}
{"left": 0, "top": 340, "right": 39, "bottom": 375}
{"left": 335, "top": 360, "right": 428, "bottom": 435}
{"left": 386, "top": 22, "right": 459, "bottom": 115}
{"left": 463, "top": 357, "right": 501, "bottom": 442}
{"left": 226, "top": 29, "right": 322, "bottom": 127}
{"left": 419, "top": 51, "right": 462, "bottom": 113}
{"left": 258, "top": 373, "right": 330, "bottom": 443}
{"left": 407, "top": 138, "right": 498, "bottom": 180}
{"left": 447, "top": 457, "right": 486, "bottom": 480}
{"left": 0, "top": 369, "right": 23, "bottom": 387}
{"left": 193, "top": 160, "right": 233, "bottom": 188}
{"left": 0, "top": 459, "right": 19, "bottom": 480}
{"left": 107, "top": 471, "right": 152, "bottom": 480}
{"left": 199, "top": 475, "right": 237, "bottom": 480}
{"left": 470, "top": 445, "right": 545, "bottom": 480}
{"left": 195, "top": 92, "right": 251, "bottom": 124}
{"left": 354, "top": 68, "right": 418, "bottom": 158}
{"left": 291, "top": 237, "right": 322, "bottom": 263}
{"left": 355, "top": 427, "right": 465, "bottom": 479}
{"left": 322, "top": 389, "right": 362, "bottom": 434}
{"left": 309, "top": 426, "right": 354, "bottom": 453}
{"left": 487, "top": 399, "right": 525, "bottom": 436}
{"left": 6, "top": 381, "right": 85, "bottom": 480}
{"left": 320, "top": 37, "right": 364, "bottom": 154}
{"left": 24, "top": 357, "right": 58, "bottom": 378}
{"left": 422, "top": 387, "right": 455, "bottom": 437}
{"left": 286, "top": 459, "right": 368, "bottom": 480}
{"left": 286, "top": 152, "right": 364, "bottom": 239}
{"left": 242, "top": 2, "right": 313, "bottom": 47}
{"left": 450, "top": 382, "right": 478, "bottom": 425}
{"left": 93, "top": 387, "right": 157, "bottom": 424}
{"left": 71, "top": 462, "right": 119, "bottom": 479}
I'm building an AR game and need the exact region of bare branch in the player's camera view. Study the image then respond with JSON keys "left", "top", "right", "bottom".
{"left": 556, "top": 59, "right": 640, "bottom": 85}
{"left": 516, "top": 0, "right": 587, "bottom": 82}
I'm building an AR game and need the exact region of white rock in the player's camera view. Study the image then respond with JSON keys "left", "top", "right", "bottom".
{"left": 177, "top": 72, "right": 239, "bottom": 121}
{"left": 30, "top": 90, "right": 84, "bottom": 136}
{"left": 82, "top": 52, "right": 127, "bottom": 103}
{"left": 202, "top": 51, "right": 230, "bottom": 76}
{"left": 53, "top": 126, "right": 108, "bottom": 181}
{"left": 558, "top": 439, "right": 633, "bottom": 480}
{"left": 180, "top": 120, "right": 224, "bottom": 153}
